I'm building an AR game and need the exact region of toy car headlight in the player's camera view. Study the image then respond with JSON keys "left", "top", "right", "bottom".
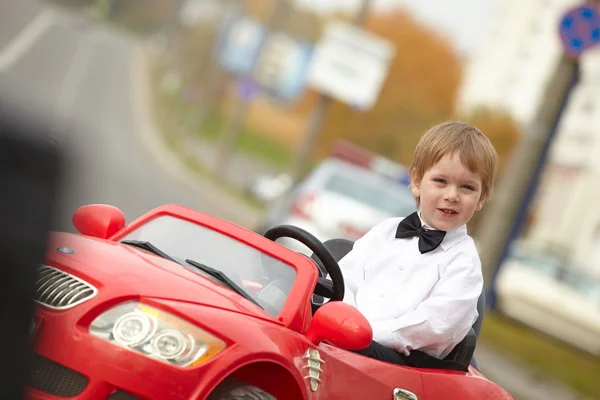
{"left": 89, "top": 301, "right": 226, "bottom": 367}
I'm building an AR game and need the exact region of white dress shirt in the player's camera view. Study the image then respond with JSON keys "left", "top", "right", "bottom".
{"left": 339, "top": 213, "right": 483, "bottom": 359}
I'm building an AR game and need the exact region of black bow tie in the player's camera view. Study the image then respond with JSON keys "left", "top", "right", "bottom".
{"left": 395, "top": 212, "right": 446, "bottom": 254}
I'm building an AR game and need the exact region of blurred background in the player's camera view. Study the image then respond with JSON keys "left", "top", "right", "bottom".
{"left": 3, "top": 0, "right": 600, "bottom": 398}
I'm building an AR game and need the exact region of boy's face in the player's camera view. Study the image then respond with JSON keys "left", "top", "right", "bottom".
{"left": 411, "top": 153, "right": 485, "bottom": 232}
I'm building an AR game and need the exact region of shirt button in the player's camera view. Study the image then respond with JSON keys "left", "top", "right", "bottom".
{"left": 379, "top": 292, "right": 385, "bottom": 298}
{"left": 399, "top": 266, "right": 404, "bottom": 270}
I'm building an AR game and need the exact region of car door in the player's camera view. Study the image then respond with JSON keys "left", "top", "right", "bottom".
{"left": 311, "top": 343, "right": 424, "bottom": 400}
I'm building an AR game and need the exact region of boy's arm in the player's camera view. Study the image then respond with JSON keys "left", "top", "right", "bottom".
{"left": 370, "top": 252, "right": 483, "bottom": 359}
{"left": 337, "top": 222, "right": 385, "bottom": 307}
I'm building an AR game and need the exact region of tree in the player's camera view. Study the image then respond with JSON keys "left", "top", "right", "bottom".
{"left": 462, "top": 107, "right": 521, "bottom": 175}
{"left": 311, "top": 9, "right": 464, "bottom": 166}
{"left": 303, "top": 9, "right": 520, "bottom": 176}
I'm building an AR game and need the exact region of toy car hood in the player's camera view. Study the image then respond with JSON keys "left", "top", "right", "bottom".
{"left": 45, "top": 232, "right": 275, "bottom": 321}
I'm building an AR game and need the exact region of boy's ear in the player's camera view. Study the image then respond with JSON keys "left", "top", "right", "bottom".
{"left": 410, "top": 169, "right": 421, "bottom": 198}
{"left": 475, "top": 195, "right": 486, "bottom": 211}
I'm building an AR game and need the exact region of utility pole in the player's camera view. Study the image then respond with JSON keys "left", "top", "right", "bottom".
{"left": 287, "top": 0, "right": 372, "bottom": 184}
{"left": 212, "top": 0, "right": 292, "bottom": 178}
{"left": 477, "top": 56, "right": 579, "bottom": 307}
{"left": 187, "top": 0, "right": 242, "bottom": 134}
{"left": 475, "top": 0, "right": 600, "bottom": 307}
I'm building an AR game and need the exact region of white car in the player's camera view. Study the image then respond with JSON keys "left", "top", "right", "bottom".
{"left": 495, "top": 244, "right": 600, "bottom": 356}
{"left": 257, "top": 146, "right": 416, "bottom": 254}
{"left": 245, "top": 172, "right": 293, "bottom": 204}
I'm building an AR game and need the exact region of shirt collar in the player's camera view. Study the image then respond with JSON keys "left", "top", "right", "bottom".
{"left": 417, "top": 211, "right": 467, "bottom": 251}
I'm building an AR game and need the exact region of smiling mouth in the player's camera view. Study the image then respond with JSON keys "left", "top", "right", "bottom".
{"left": 439, "top": 208, "right": 458, "bottom": 216}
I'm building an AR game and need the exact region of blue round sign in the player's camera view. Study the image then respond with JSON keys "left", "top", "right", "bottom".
{"left": 559, "top": 5, "right": 600, "bottom": 57}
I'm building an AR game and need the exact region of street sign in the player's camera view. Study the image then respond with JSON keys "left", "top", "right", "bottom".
{"left": 217, "top": 14, "right": 266, "bottom": 76}
{"left": 306, "top": 21, "right": 395, "bottom": 110}
{"left": 558, "top": 4, "right": 600, "bottom": 58}
{"left": 252, "top": 32, "right": 313, "bottom": 105}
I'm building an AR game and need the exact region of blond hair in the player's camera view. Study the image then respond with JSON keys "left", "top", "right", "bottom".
{"left": 409, "top": 121, "right": 498, "bottom": 206}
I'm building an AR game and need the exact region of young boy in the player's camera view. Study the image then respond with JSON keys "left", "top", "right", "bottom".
{"left": 339, "top": 121, "right": 498, "bottom": 366}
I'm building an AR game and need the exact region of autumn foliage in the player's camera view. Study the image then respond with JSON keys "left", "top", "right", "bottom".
{"left": 300, "top": 9, "right": 520, "bottom": 173}
{"left": 463, "top": 108, "right": 521, "bottom": 175}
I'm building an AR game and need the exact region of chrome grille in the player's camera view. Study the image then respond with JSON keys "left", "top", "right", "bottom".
{"left": 35, "top": 265, "right": 97, "bottom": 309}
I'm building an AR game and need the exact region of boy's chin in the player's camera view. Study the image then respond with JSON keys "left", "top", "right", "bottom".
{"left": 427, "top": 211, "right": 468, "bottom": 231}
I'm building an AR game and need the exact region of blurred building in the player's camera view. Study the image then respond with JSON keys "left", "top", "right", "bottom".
{"left": 530, "top": 47, "right": 600, "bottom": 276}
{"left": 456, "top": 0, "right": 600, "bottom": 277}
{"left": 456, "top": 0, "right": 579, "bottom": 126}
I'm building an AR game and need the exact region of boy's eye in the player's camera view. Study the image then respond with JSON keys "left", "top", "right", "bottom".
{"left": 433, "top": 178, "right": 446, "bottom": 184}
{"left": 462, "top": 185, "right": 476, "bottom": 191}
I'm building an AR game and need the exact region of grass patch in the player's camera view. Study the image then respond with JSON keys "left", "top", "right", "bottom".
{"left": 238, "top": 129, "right": 293, "bottom": 169}
{"left": 195, "top": 114, "right": 293, "bottom": 169}
{"left": 481, "top": 312, "right": 600, "bottom": 398}
{"left": 157, "top": 89, "right": 294, "bottom": 170}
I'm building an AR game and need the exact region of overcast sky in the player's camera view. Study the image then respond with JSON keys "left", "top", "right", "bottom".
{"left": 294, "top": 0, "right": 502, "bottom": 57}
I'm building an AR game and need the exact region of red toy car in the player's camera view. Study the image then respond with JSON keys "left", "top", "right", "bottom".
{"left": 28, "top": 204, "right": 514, "bottom": 400}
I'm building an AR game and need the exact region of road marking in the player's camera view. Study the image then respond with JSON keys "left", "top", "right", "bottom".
{"left": 53, "top": 39, "right": 94, "bottom": 131}
{"left": 0, "top": 10, "right": 55, "bottom": 72}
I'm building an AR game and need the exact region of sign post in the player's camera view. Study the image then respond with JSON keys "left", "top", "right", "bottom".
{"left": 306, "top": 21, "right": 395, "bottom": 110}
{"left": 287, "top": 7, "right": 394, "bottom": 183}
{"left": 558, "top": 4, "right": 600, "bottom": 58}
{"left": 479, "top": 2, "right": 600, "bottom": 309}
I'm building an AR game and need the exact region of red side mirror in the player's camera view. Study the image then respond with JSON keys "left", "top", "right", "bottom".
{"left": 72, "top": 204, "right": 126, "bottom": 239}
{"left": 306, "top": 301, "right": 372, "bottom": 350}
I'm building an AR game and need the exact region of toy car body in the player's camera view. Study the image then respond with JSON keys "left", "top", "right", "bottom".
{"left": 27, "top": 204, "right": 514, "bottom": 400}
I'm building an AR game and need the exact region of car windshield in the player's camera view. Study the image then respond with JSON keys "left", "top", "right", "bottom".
{"left": 324, "top": 171, "right": 415, "bottom": 216}
{"left": 120, "top": 215, "right": 296, "bottom": 316}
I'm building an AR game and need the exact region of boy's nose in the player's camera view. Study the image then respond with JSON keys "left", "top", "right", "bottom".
{"left": 444, "top": 187, "right": 460, "bottom": 202}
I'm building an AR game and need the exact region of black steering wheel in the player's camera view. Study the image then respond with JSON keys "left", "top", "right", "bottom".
{"left": 263, "top": 225, "right": 345, "bottom": 302}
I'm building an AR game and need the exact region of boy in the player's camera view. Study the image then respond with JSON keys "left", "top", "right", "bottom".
{"left": 339, "top": 121, "right": 497, "bottom": 367}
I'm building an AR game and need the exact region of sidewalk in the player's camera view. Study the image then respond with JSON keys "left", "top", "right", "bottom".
{"left": 133, "top": 44, "right": 592, "bottom": 400}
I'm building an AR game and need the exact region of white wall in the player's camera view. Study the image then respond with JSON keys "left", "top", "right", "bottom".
{"left": 457, "top": 0, "right": 579, "bottom": 127}
{"left": 458, "top": 0, "right": 600, "bottom": 275}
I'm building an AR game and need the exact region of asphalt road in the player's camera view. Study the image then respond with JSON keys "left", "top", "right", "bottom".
{"left": 0, "top": 0, "right": 259, "bottom": 233}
